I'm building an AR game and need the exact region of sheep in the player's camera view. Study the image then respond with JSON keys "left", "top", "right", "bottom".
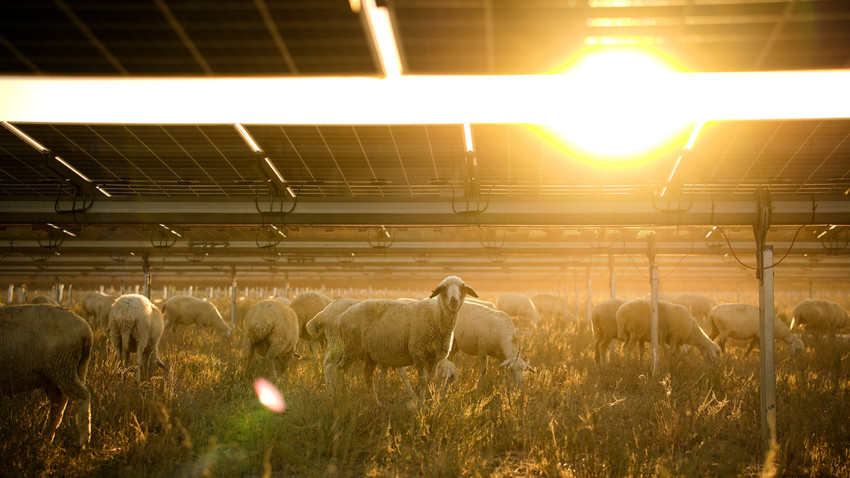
{"left": 30, "top": 295, "right": 60, "bottom": 306}
{"left": 617, "top": 299, "right": 721, "bottom": 364}
{"left": 273, "top": 296, "right": 291, "bottom": 306}
{"left": 496, "top": 292, "right": 540, "bottom": 325}
{"left": 107, "top": 294, "right": 165, "bottom": 383}
{"left": 450, "top": 302, "right": 535, "bottom": 389}
{"left": 532, "top": 293, "right": 567, "bottom": 321}
{"left": 0, "top": 304, "right": 92, "bottom": 447}
{"left": 289, "top": 291, "right": 334, "bottom": 340}
{"left": 669, "top": 293, "right": 718, "bottom": 327}
{"left": 243, "top": 300, "right": 300, "bottom": 380}
{"left": 465, "top": 297, "right": 496, "bottom": 309}
{"left": 329, "top": 275, "right": 477, "bottom": 403}
{"left": 435, "top": 358, "right": 459, "bottom": 385}
{"left": 707, "top": 304, "right": 804, "bottom": 356}
{"left": 81, "top": 290, "right": 117, "bottom": 330}
{"left": 791, "top": 299, "right": 850, "bottom": 334}
{"left": 306, "top": 297, "right": 360, "bottom": 345}
{"left": 162, "top": 295, "right": 231, "bottom": 343}
{"left": 591, "top": 298, "right": 627, "bottom": 365}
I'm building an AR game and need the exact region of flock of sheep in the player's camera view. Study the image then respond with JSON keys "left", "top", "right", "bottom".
{"left": 1, "top": 278, "right": 848, "bottom": 450}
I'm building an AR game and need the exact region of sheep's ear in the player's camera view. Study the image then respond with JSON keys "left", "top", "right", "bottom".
{"left": 463, "top": 285, "right": 478, "bottom": 298}
{"left": 429, "top": 286, "right": 445, "bottom": 298}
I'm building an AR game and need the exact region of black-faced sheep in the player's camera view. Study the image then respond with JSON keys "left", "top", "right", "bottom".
{"left": 329, "top": 276, "right": 477, "bottom": 403}
{"left": 591, "top": 298, "right": 627, "bottom": 365}
{"left": 707, "top": 303, "right": 804, "bottom": 356}
{"left": 0, "top": 304, "right": 92, "bottom": 446}
{"left": 243, "top": 300, "right": 300, "bottom": 380}
{"left": 162, "top": 295, "right": 231, "bottom": 342}
{"left": 82, "top": 290, "right": 118, "bottom": 330}
{"left": 496, "top": 292, "right": 540, "bottom": 325}
{"left": 617, "top": 299, "right": 721, "bottom": 364}
{"left": 791, "top": 299, "right": 850, "bottom": 334}
{"left": 289, "top": 291, "right": 334, "bottom": 340}
{"left": 451, "top": 302, "right": 535, "bottom": 389}
{"left": 107, "top": 294, "right": 165, "bottom": 383}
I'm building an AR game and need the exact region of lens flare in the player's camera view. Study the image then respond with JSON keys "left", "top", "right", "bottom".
{"left": 253, "top": 377, "right": 286, "bottom": 413}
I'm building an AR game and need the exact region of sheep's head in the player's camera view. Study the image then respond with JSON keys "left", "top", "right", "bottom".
{"left": 430, "top": 276, "right": 477, "bottom": 313}
{"left": 702, "top": 340, "right": 722, "bottom": 362}
{"left": 435, "top": 358, "right": 458, "bottom": 383}
{"left": 789, "top": 336, "right": 805, "bottom": 355}
{"left": 500, "top": 356, "right": 535, "bottom": 388}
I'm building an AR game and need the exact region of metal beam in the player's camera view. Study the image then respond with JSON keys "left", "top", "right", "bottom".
{"left": 0, "top": 197, "right": 847, "bottom": 226}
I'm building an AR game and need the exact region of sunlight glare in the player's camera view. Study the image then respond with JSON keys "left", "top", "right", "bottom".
{"left": 254, "top": 378, "right": 286, "bottom": 413}
{"left": 541, "top": 48, "right": 693, "bottom": 164}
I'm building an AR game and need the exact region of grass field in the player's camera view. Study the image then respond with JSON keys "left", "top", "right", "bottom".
{"left": 0, "top": 295, "right": 848, "bottom": 477}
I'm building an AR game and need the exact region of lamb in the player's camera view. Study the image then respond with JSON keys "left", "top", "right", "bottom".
{"left": 162, "top": 295, "right": 231, "bottom": 342}
{"left": 532, "top": 293, "right": 567, "bottom": 321}
{"left": 289, "top": 290, "right": 334, "bottom": 339}
{"left": 450, "top": 302, "right": 535, "bottom": 389}
{"left": 591, "top": 298, "right": 627, "bottom": 365}
{"left": 329, "top": 275, "right": 477, "bottom": 403}
{"left": 0, "top": 304, "right": 92, "bottom": 446}
{"left": 107, "top": 294, "right": 165, "bottom": 383}
{"left": 30, "top": 295, "right": 59, "bottom": 306}
{"left": 496, "top": 292, "right": 540, "bottom": 325}
{"left": 616, "top": 299, "right": 721, "bottom": 364}
{"left": 791, "top": 299, "right": 850, "bottom": 334}
{"left": 669, "top": 293, "right": 718, "bottom": 327}
{"left": 81, "top": 290, "right": 117, "bottom": 330}
{"left": 243, "top": 300, "right": 300, "bottom": 379}
{"left": 707, "top": 304, "right": 804, "bottom": 356}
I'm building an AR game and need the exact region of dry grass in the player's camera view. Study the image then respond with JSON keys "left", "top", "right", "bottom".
{"left": 1, "top": 297, "right": 848, "bottom": 477}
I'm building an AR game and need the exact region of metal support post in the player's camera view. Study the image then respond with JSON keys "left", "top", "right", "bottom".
{"left": 754, "top": 187, "right": 777, "bottom": 462}
{"left": 230, "top": 267, "right": 238, "bottom": 330}
{"left": 142, "top": 255, "right": 152, "bottom": 299}
{"left": 649, "top": 233, "right": 659, "bottom": 375}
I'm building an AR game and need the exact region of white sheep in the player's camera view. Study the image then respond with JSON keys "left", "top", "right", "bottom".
{"left": 617, "top": 299, "right": 721, "bottom": 364}
{"left": 591, "top": 298, "right": 627, "bottom": 365}
{"left": 532, "top": 293, "right": 567, "bottom": 321}
{"left": 162, "top": 295, "right": 231, "bottom": 342}
{"left": 30, "top": 295, "right": 59, "bottom": 306}
{"left": 243, "top": 300, "right": 300, "bottom": 379}
{"left": 81, "top": 290, "right": 117, "bottom": 330}
{"left": 305, "top": 297, "right": 360, "bottom": 345}
{"left": 107, "top": 294, "right": 165, "bottom": 383}
{"left": 435, "top": 358, "right": 459, "bottom": 385}
{"left": 450, "top": 302, "right": 535, "bottom": 389}
{"left": 329, "top": 275, "right": 477, "bottom": 403}
{"left": 669, "top": 293, "right": 718, "bottom": 327}
{"left": 465, "top": 297, "right": 496, "bottom": 309}
{"left": 791, "top": 299, "right": 850, "bottom": 334}
{"left": 496, "top": 292, "right": 540, "bottom": 325}
{"left": 289, "top": 290, "right": 334, "bottom": 339}
{"left": 0, "top": 304, "right": 92, "bottom": 446}
{"left": 707, "top": 303, "right": 804, "bottom": 356}
{"left": 273, "top": 296, "right": 291, "bottom": 306}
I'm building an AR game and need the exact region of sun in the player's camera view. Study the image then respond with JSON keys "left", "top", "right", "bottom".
{"left": 537, "top": 47, "right": 694, "bottom": 165}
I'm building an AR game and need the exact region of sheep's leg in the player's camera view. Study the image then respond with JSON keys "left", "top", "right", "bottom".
{"left": 717, "top": 334, "right": 729, "bottom": 354}
{"left": 363, "top": 360, "right": 380, "bottom": 405}
{"left": 42, "top": 384, "right": 68, "bottom": 445}
{"left": 599, "top": 337, "right": 613, "bottom": 365}
{"left": 476, "top": 354, "right": 488, "bottom": 390}
{"left": 397, "top": 367, "right": 417, "bottom": 402}
{"left": 56, "top": 374, "right": 91, "bottom": 447}
{"left": 743, "top": 338, "right": 759, "bottom": 358}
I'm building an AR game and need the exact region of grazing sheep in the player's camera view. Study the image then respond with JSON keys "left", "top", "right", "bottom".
{"left": 330, "top": 276, "right": 477, "bottom": 403}
{"left": 451, "top": 302, "right": 535, "bottom": 389}
{"left": 289, "top": 291, "right": 334, "bottom": 339}
{"left": 243, "top": 300, "right": 300, "bottom": 379}
{"left": 30, "top": 295, "right": 59, "bottom": 306}
{"left": 82, "top": 290, "right": 117, "bottom": 330}
{"left": 273, "top": 296, "right": 291, "bottom": 306}
{"left": 162, "top": 295, "right": 231, "bottom": 342}
{"left": 107, "top": 294, "right": 165, "bottom": 383}
{"left": 707, "top": 304, "right": 804, "bottom": 356}
{"left": 496, "top": 292, "right": 540, "bottom": 325}
{"left": 532, "top": 293, "right": 567, "bottom": 321}
{"left": 591, "top": 298, "right": 628, "bottom": 365}
{"left": 791, "top": 299, "right": 850, "bottom": 334}
{"left": 617, "top": 299, "right": 721, "bottom": 364}
{"left": 669, "top": 293, "right": 718, "bottom": 327}
{"left": 0, "top": 305, "right": 92, "bottom": 446}
{"left": 305, "top": 297, "right": 360, "bottom": 345}
{"left": 435, "top": 358, "right": 459, "bottom": 385}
